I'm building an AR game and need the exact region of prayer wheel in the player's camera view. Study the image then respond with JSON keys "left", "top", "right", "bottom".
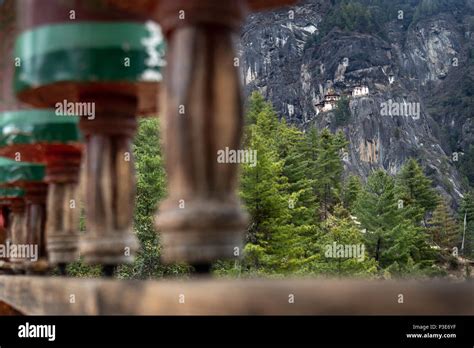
{"left": 0, "top": 157, "right": 46, "bottom": 273}
{"left": 0, "top": 110, "right": 82, "bottom": 269}
{"left": 0, "top": 0, "right": 83, "bottom": 271}
{"left": 13, "top": 0, "right": 165, "bottom": 269}
{"left": 104, "top": 0, "right": 295, "bottom": 269}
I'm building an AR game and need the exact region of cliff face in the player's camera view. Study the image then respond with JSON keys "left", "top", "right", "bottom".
{"left": 239, "top": 0, "right": 474, "bottom": 205}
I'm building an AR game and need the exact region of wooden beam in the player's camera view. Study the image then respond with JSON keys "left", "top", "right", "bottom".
{"left": 0, "top": 276, "right": 473, "bottom": 315}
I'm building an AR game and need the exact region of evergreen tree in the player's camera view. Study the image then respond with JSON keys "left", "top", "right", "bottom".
{"left": 119, "top": 118, "right": 188, "bottom": 279}
{"left": 460, "top": 191, "right": 474, "bottom": 258}
{"left": 278, "top": 122, "right": 318, "bottom": 225}
{"left": 334, "top": 96, "right": 351, "bottom": 127}
{"left": 355, "top": 170, "right": 402, "bottom": 265}
{"left": 309, "top": 205, "right": 378, "bottom": 277}
{"left": 309, "top": 128, "right": 347, "bottom": 220}
{"left": 354, "top": 169, "right": 437, "bottom": 275}
{"left": 396, "top": 158, "right": 438, "bottom": 223}
{"left": 246, "top": 91, "right": 268, "bottom": 126}
{"left": 428, "top": 196, "right": 460, "bottom": 250}
{"left": 240, "top": 125, "right": 289, "bottom": 246}
{"left": 342, "top": 175, "right": 362, "bottom": 211}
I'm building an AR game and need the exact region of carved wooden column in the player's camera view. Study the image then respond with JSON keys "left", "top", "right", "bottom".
{"left": 44, "top": 147, "right": 81, "bottom": 271}
{"left": 8, "top": 198, "right": 26, "bottom": 272}
{"left": 154, "top": 1, "right": 250, "bottom": 269}
{"left": 0, "top": 199, "right": 14, "bottom": 273}
{"left": 23, "top": 182, "right": 48, "bottom": 273}
{"left": 78, "top": 94, "right": 138, "bottom": 267}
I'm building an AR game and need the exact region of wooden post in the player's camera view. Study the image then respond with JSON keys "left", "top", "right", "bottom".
{"left": 0, "top": 205, "right": 10, "bottom": 272}
{"left": 8, "top": 198, "right": 26, "bottom": 272}
{"left": 154, "top": 1, "right": 249, "bottom": 268}
{"left": 44, "top": 147, "right": 82, "bottom": 268}
{"left": 78, "top": 94, "right": 138, "bottom": 266}
{"left": 23, "top": 183, "right": 48, "bottom": 273}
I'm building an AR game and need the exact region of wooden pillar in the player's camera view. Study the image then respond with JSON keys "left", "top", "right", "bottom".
{"left": 23, "top": 183, "right": 48, "bottom": 273}
{"left": 78, "top": 94, "right": 138, "bottom": 266}
{"left": 45, "top": 147, "right": 81, "bottom": 266}
{"left": 9, "top": 198, "right": 26, "bottom": 271}
{"left": 0, "top": 205, "right": 10, "bottom": 271}
{"left": 155, "top": 1, "right": 249, "bottom": 267}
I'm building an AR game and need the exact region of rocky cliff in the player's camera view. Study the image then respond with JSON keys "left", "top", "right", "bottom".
{"left": 239, "top": 0, "right": 474, "bottom": 205}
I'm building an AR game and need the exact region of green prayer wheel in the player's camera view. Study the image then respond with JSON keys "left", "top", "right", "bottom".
{"left": 14, "top": 0, "right": 164, "bottom": 114}
{"left": 14, "top": 0, "right": 165, "bottom": 269}
{"left": 0, "top": 157, "right": 47, "bottom": 273}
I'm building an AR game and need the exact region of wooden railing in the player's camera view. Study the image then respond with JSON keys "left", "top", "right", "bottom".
{"left": 1, "top": 276, "right": 474, "bottom": 315}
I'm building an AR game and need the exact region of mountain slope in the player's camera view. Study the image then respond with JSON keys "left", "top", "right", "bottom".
{"left": 239, "top": 0, "right": 474, "bottom": 205}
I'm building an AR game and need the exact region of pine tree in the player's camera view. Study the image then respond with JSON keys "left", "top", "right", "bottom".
{"left": 342, "top": 175, "right": 362, "bottom": 211}
{"left": 428, "top": 196, "right": 460, "bottom": 250}
{"left": 355, "top": 170, "right": 403, "bottom": 265}
{"left": 246, "top": 91, "right": 268, "bottom": 126}
{"left": 308, "top": 128, "right": 347, "bottom": 220}
{"left": 277, "top": 122, "right": 318, "bottom": 225}
{"left": 334, "top": 96, "right": 351, "bottom": 127}
{"left": 383, "top": 221, "right": 437, "bottom": 277}
{"left": 309, "top": 205, "right": 378, "bottom": 277}
{"left": 240, "top": 125, "right": 289, "bottom": 247}
{"left": 355, "top": 170, "right": 437, "bottom": 275}
{"left": 460, "top": 191, "right": 474, "bottom": 258}
{"left": 396, "top": 158, "right": 438, "bottom": 223}
{"left": 119, "top": 118, "right": 188, "bottom": 278}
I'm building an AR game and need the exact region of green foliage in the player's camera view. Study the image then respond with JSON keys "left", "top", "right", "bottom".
{"left": 320, "top": 1, "right": 384, "bottom": 37}
{"left": 428, "top": 196, "right": 460, "bottom": 250}
{"left": 342, "top": 175, "right": 362, "bottom": 210}
{"left": 396, "top": 158, "right": 438, "bottom": 223}
{"left": 118, "top": 118, "right": 189, "bottom": 279}
{"left": 212, "top": 93, "right": 453, "bottom": 278}
{"left": 64, "top": 93, "right": 463, "bottom": 280}
{"left": 355, "top": 169, "right": 438, "bottom": 276}
{"left": 309, "top": 128, "right": 347, "bottom": 220}
{"left": 459, "top": 145, "right": 474, "bottom": 187}
{"left": 412, "top": 0, "right": 465, "bottom": 24}
{"left": 334, "top": 96, "right": 351, "bottom": 127}
{"left": 308, "top": 206, "right": 378, "bottom": 277}
{"left": 460, "top": 191, "right": 474, "bottom": 258}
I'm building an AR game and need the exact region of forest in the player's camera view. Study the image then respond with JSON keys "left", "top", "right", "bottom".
{"left": 67, "top": 92, "right": 474, "bottom": 280}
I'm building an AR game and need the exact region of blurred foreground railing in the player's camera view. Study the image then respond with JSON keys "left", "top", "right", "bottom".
{"left": 0, "top": 276, "right": 473, "bottom": 315}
